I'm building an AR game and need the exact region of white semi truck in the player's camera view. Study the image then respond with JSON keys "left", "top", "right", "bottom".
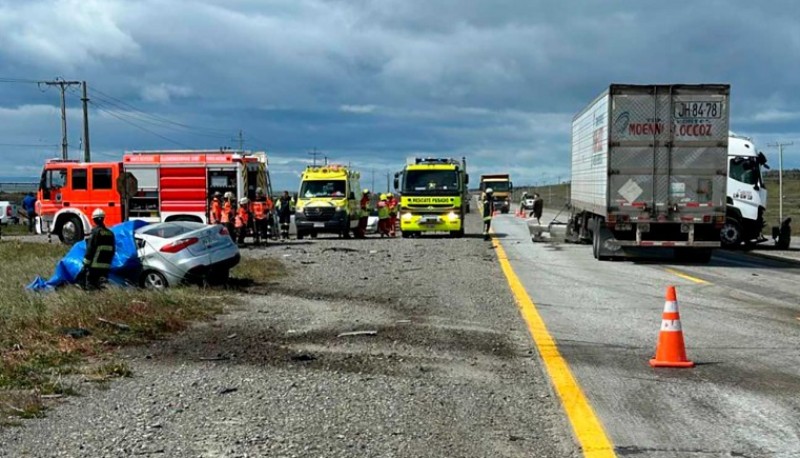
{"left": 558, "top": 84, "right": 731, "bottom": 262}
{"left": 724, "top": 134, "right": 792, "bottom": 248}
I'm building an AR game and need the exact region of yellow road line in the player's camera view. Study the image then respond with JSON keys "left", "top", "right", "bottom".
{"left": 492, "top": 238, "right": 616, "bottom": 458}
{"left": 664, "top": 268, "right": 710, "bottom": 285}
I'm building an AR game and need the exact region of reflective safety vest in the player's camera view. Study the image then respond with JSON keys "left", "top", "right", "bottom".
{"left": 209, "top": 198, "right": 222, "bottom": 224}
{"left": 482, "top": 199, "right": 494, "bottom": 221}
{"left": 220, "top": 201, "right": 232, "bottom": 224}
{"left": 387, "top": 198, "right": 398, "bottom": 215}
{"left": 252, "top": 201, "right": 266, "bottom": 220}
{"left": 85, "top": 226, "right": 115, "bottom": 269}
{"left": 236, "top": 207, "right": 249, "bottom": 228}
{"left": 377, "top": 201, "right": 389, "bottom": 219}
{"left": 360, "top": 196, "right": 371, "bottom": 218}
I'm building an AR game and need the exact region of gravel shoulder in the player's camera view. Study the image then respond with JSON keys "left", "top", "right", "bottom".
{"left": 0, "top": 215, "right": 578, "bottom": 458}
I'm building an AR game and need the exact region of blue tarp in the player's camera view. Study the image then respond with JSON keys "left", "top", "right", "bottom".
{"left": 27, "top": 220, "right": 149, "bottom": 291}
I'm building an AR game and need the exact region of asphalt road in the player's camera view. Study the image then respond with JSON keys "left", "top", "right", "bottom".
{"left": 492, "top": 212, "right": 800, "bottom": 458}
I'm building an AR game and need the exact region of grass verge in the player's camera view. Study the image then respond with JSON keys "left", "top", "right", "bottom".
{"left": 0, "top": 240, "right": 282, "bottom": 425}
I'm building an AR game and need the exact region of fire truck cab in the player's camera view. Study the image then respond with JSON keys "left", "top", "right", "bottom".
{"left": 37, "top": 151, "right": 272, "bottom": 244}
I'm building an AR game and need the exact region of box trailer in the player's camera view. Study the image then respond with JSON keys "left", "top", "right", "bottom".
{"left": 566, "top": 84, "right": 730, "bottom": 262}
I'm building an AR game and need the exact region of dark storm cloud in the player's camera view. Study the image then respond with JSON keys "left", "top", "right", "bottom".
{"left": 1, "top": 0, "right": 800, "bottom": 189}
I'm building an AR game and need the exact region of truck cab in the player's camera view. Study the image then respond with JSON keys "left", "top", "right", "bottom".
{"left": 294, "top": 164, "right": 361, "bottom": 239}
{"left": 723, "top": 135, "right": 768, "bottom": 247}
{"left": 723, "top": 134, "right": 790, "bottom": 248}
{"left": 479, "top": 174, "right": 512, "bottom": 213}
{"left": 37, "top": 160, "right": 124, "bottom": 244}
{"left": 394, "top": 157, "right": 469, "bottom": 238}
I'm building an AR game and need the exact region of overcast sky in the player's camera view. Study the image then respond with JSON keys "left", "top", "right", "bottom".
{"left": 2, "top": 0, "right": 800, "bottom": 191}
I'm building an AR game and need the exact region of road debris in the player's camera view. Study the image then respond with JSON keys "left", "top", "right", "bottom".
{"left": 97, "top": 318, "right": 131, "bottom": 331}
{"left": 337, "top": 330, "right": 378, "bottom": 338}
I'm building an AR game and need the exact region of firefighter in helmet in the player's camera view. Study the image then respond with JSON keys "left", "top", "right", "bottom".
{"left": 235, "top": 197, "right": 251, "bottom": 245}
{"left": 356, "top": 189, "right": 371, "bottom": 238}
{"left": 209, "top": 191, "right": 222, "bottom": 224}
{"left": 81, "top": 208, "right": 116, "bottom": 290}
{"left": 251, "top": 187, "right": 269, "bottom": 244}
{"left": 221, "top": 192, "right": 235, "bottom": 240}
{"left": 482, "top": 188, "right": 495, "bottom": 241}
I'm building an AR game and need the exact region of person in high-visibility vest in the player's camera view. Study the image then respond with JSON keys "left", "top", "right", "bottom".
{"left": 356, "top": 189, "right": 371, "bottom": 238}
{"left": 221, "top": 192, "right": 235, "bottom": 240}
{"left": 377, "top": 193, "right": 390, "bottom": 237}
{"left": 482, "top": 188, "right": 495, "bottom": 241}
{"left": 235, "top": 197, "right": 251, "bottom": 245}
{"left": 387, "top": 193, "right": 398, "bottom": 237}
{"left": 209, "top": 191, "right": 222, "bottom": 224}
{"left": 252, "top": 188, "right": 268, "bottom": 244}
{"left": 81, "top": 208, "right": 116, "bottom": 290}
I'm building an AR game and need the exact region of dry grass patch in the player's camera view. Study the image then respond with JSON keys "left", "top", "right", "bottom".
{"left": 1, "top": 240, "right": 283, "bottom": 423}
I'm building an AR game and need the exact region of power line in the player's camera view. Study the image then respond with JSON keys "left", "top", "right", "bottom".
{"left": 89, "top": 100, "right": 192, "bottom": 149}
{"left": 90, "top": 87, "right": 233, "bottom": 138}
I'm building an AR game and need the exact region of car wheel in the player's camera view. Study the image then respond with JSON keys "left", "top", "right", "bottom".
{"left": 720, "top": 218, "right": 743, "bottom": 247}
{"left": 59, "top": 215, "right": 84, "bottom": 245}
{"left": 141, "top": 270, "right": 168, "bottom": 290}
{"left": 207, "top": 268, "right": 230, "bottom": 286}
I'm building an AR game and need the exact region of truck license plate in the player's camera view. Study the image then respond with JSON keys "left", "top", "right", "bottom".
{"left": 674, "top": 101, "right": 722, "bottom": 119}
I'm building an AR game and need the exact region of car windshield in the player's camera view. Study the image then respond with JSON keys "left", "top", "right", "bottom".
{"left": 403, "top": 170, "right": 460, "bottom": 194}
{"left": 300, "top": 180, "right": 347, "bottom": 198}
{"left": 729, "top": 157, "right": 761, "bottom": 186}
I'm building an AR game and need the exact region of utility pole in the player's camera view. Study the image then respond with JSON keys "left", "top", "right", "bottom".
{"left": 308, "top": 148, "right": 321, "bottom": 166}
{"left": 386, "top": 172, "right": 390, "bottom": 193}
{"left": 43, "top": 78, "right": 81, "bottom": 160}
{"left": 81, "top": 81, "right": 90, "bottom": 162}
{"left": 768, "top": 141, "right": 793, "bottom": 224}
{"left": 371, "top": 168, "right": 375, "bottom": 192}
{"left": 238, "top": 130, "right": 244, "bottom": 152}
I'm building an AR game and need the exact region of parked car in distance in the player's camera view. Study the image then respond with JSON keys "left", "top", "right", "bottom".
{"left": 521, "top": 197, "right": 535, "bottom": 210}
{"left": 0, "top": 201, "right": 18, "bottom": 225}
{"left": 134, "top": 221, "right": 240, "bottom": 289}
{"left": 366, "top": 209, "right": 380, "bottom": 234}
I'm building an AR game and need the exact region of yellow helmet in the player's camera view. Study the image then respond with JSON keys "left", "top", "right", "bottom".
{"left": 380, "top": 193, "right": 387, "bottom": 200}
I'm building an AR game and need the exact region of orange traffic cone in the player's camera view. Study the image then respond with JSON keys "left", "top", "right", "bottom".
{"left": 650, "top": 286, "right": 694, "bottom": 368}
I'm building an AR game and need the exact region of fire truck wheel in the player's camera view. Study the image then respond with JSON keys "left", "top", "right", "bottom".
{"left": 59, "top": 215, "right": 84, "bottom": 245}
{"left": 141, "top": 270, "right": 168, "bottom": 290}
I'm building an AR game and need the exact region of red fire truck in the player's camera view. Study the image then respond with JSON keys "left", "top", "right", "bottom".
{"left": 37, "top": 150, "right": 272, "bottom": 244}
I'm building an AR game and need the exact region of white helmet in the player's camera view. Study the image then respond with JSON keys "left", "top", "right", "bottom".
{"left": 224, "top": 191, "right": 234, "bottom": 199}
{"left": 486, "top": 188, "right": 493, "bottom": 194}
{"left": 239, "top": 197, "right": 249, "bottom": 205}
{"left": 92, "top": 208, "right": 106, "bottom": 220}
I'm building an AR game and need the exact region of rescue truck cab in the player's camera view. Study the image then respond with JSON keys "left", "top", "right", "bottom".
{"left": 37, "top": 151, "right": 271, "bottom": 244}
{"left": 294, "top": 164, "right": 361, "bottom": 239}
{"left": 394, "top": 157, "right": 469, "bottom": 238}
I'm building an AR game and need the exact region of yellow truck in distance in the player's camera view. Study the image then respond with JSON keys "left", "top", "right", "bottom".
{"left": 394, "top": 157, "right": 469, "bottom": 238}
{"left": 479, "top": 173, "right": 512, "bottom": 214}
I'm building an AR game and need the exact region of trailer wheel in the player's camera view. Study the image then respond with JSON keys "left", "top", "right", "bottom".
{"left": 58, "top": 215, "right": 84, "bottom": 245}
{"left": 592, "top": 229, "right": 600, "bottom": 259}
{"left": 720, "top": 218, "right": 743, "bottom": 247}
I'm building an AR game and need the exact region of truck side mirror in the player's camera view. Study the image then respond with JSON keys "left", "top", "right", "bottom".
{"left": 465, "top": 174, "right": 469, "bottom": 184}
{"left": 393, "top": 177, "right": 399, "bottom": 190}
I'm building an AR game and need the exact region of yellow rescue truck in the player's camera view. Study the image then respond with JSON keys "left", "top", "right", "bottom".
{"left": 295, "top": 164, "right": 361, "bottom": 239}
{"left": 394, "top": 157, "right": 469, "bottom": 238}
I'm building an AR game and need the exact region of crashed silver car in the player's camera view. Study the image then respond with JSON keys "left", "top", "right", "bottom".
{"left": 134, "top": 221, "right": 240, "bottom": 289}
